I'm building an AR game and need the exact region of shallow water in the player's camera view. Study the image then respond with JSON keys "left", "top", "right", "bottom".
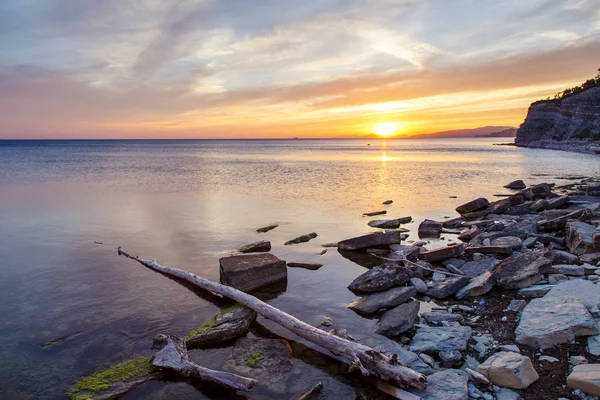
{"left": 0, "top": 139, "right": 598, "bottom": 399}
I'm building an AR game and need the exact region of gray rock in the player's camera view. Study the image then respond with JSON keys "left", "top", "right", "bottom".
{"left": 460, "top": 258, "right": 500, "bottom": 278}
{"left": 516, "top": 296, "right": 598, "bottom": 349}
{"left": 338, "top": 231, "right": 403, "bottom": 251}
{"left": 411, "top": 369, "right": 469, "bottom": 400}
{"left": 539, "top": 355, "right": 560, "bottom": 363}
{"left": 491, "top": 236, "right": 523, "bottom": 249}
{"left": 477, "top": 352, "right": 538, "bottom": 389}
{"left": 546, "top": 195, "right": 570, "bottom": 209}
{"left": 567, "top": 364, "right": 600, "bottom": 396}
{"left": 522, "top": 237, "right": 537, "bottom": 248}
{"left": 570, "top": 355, "right": 588, "bottom": 366}
{"left": 444, "top": 258, "right": 466, "bottom": 268}
{"left": 494, "top": 386, "right": 524, "bottom": 400}
{"left": 549, "top": 264, "right": 585, "bottom": 276}
{"left": 419, "top": 243, "right": 465, "bottom": 262}
{"left": 548, "top": 274, "right": 569, "bottom": 284}
{"left": 504, "top": 218, "right": 538, "bottom": 239}
{"left": 388, "top": 244, "right": 421, "bottom": 261}
{"left": 443, "top": 216, "right": 466, "bottom": 229}
{"left": 348, "top": 264, "right": 411, "bottom": 293}
{"left": 410, "top": 277, "right": 428, "bottom": 293}
{"left": 465, "top": 368, "right": 490, "bottom": 386}
{"left": 506, "top": 300, "right": 526, "bottom": 312}
{"left": 418, "top": 219, "right": 443, "bottom": 238}
{"left": 567, "top": 221, "right": 600, "bottom": 255}
{"left": 496, "top": 249, "right": 553, "bottom": 289}
{"left": 426, "top": 275, "right": 471, "bottom": 299}
{"left": 186, "top": 307, "right": 257, "bottom": 349}
{"left": 347, "top": 286, "right": 416, "bottom": 315}
{"left": 238, "top": 240, "right": 272, "bottom": 253}
{"left": 505, "top": 180, "right": 526, "bottom": 190}
{"left": 422, "top": 312, "right": 464, "bottom": 323}
{"left": 500, "top": 344, "right": 521, "bottom": 353}
{"left": 552, "top": 249, "right": 581, "bottom": 265}
{"left": 456, "top": 198, "right": 490, "bottom": 215}
{"left": 220, "top": 253, "right": 287, "bottom": 292}
{"left": 587, "top": 331, "right": 600, "bottom": 356}
{"left": 440, "top": 350, "right": 463, "bottom": 368}
{"left": 432, "top": 272, "right": 446, "bottom": 281}
{"left": 284, "top": 232, "right": 318, "bottom": 245}
{"left": 410, "top": 325, "right": 472, "bottom": 354}
{"left": 458, "top": 227, "right": 479, "bottom": 242}
{"left": 517, "top": 284, "right": 554, "bottom": 298}
{"left": 376, "top": 301, "right": 420, "bottom": 337}
{"left": 286, "top": 262, "right": 323, "bottom": 270}
{"left": 464, "top": 245, "right": 513, "bottom": 256}
{"left": 544, "top": 279, "right": 600, "bottom": 310}
{"left": 456, "top": 271, "right": 497, "bottom": 299}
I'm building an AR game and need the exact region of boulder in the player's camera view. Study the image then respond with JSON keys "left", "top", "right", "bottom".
{"left": 567, "top": 364, "right": 600, "bottom": 396}
{"left": 186, "top": 307, "right": 257, "bottom": 348}
{"left": 284, "top": 232, "right": 318, "bottom": 245}
{"left": 531, "top": 183, "right": 552, "bottom": 198}
{"left": 567, "top": 221, "right": 600, "bottom": 255}
{"left": 419, "top": 219, "right": 443, "bottom": 238}
{"left": 419, "top": 243, "right": 465, "bottom": 262}
{"left": 347, "top": 286, "right": 416, "bottom": 315}
{"left": 238, "top": 240, "right": 271, "bottom": 253}
{"left": 220, "top": 253, "right": 287, "bottom": 292}
{"left": 551, "top": 249, "right": 581, "bottom": 265}
{"left": 409, "top": 325, "right": 472, "bottom": 354}
{"left": 411, "top": 369, "right": 469, "bottom": 400}
{"left": 460, "top": 258, "right": 499, "bottom": 278}
{"left": 376, "top": 301, "right": 420, "bottom": 337}
{"left": 456, "top": 271, "right": 497, "bottom": 299}
{"left": 477, "top": 352, "right": 538, "bottom": 389}
{"left": 544, "top": 279, "right": 600, "bottom": 310}
{"left": 491, "top": 236, "right": 523, "bottom": 250}
{"left": 458, "top": 227, "right": 479, "bottom": 242}
{"left": 337, "top": 231, "right": 403, "bottom": 251}
{"left": 426, "top": 275, "right": 470, "bottom": 299}
{"left": 443, "top": 216, "right": 466, "bottom": 229}
{"left": 347, "top": 264, "right": 411, "bottom": 293}
{"left": 496, "top": 249, "right": 553, "bottom": 289}
{"left": 389, "top": 244, "right": 421, "bottom": 261}
{"left": 456, "top": 198, "right": 490, "bottom": 215}
{"left": 504, "top": 180, "right": 526, "bottom": 190}
{"left": 548, "top": 264, "right": 585, "bottom": 276}
{"left": 515, "top": 296, "right": 598, "bottom": 349}
{"left": 410, "top": 277, "right": 428, "bottom": 293}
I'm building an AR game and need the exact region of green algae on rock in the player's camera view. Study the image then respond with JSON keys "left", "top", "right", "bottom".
{"left": 245, "top": 352, "right": 265, "bottom": 368}
{"left": 284, "top": 232, "right": 318, "bottom": 245}
{"left": 256, "top": 224, "right": 279, "bottom": 233}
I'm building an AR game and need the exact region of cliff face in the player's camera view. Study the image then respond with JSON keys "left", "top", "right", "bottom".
{"left": 515, "top": 86, "right": 600, "bottom": 153}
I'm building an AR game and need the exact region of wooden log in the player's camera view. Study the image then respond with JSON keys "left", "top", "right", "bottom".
{"left": 118, "top": 248, "right": 427, "bottom": 391}
{"left": 152, "top": 334, "right": 256, "bottom": 391}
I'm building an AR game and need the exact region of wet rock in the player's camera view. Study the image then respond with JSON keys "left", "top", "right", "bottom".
{"left": 517, "top": 284, "right": 553, "bottom": 298}
{"left": 186, "top": 307, "right": 257, "bottom": 348}
{"left": 567, "top": 221, "right": 600, "bottom": 255}
{"left": 477, "top": 352, "right": 538, "bottom": 389}
{"left": 338, "top": 231, "right": 403, "bottom": 251}
{"left": 419, "top": 219, "right": 443, "bottom": 238}
{"left": 465, "top": 245, "right": 513, "bottom": 256}
{"left": 587, "top": 333, "right": 600, "bottom": 356}
{"left": 383, "top": 199, "right": 393, "bottom": 205}
{"left": 548, "top": 274, "right": 568, "bottom": 284}
{"left": 514, "top": 188, "right": 534, "bottom": 200}
{"left": 516, "top": 296, "right": 598, "bottom": 349}
{"left": 505, "top": 180, "right": 526, "bottom": 190}
{"left": 549, "top": 264, "right": 585, "bottom": 276}
{"left": 256, "top": 224, "right": 278, "bottom": 233}
{"left": 426, "top": 275, "right": 470, "bottom": 299}
{"left": 552, "top": 249, "right": 581, "bottom": 265}
{"left": 546, "top": 195, "right": 570, "bottom": 210}
{"left": 466, "top": 367, "right": 490, "bottom": 386}
{"left": 504, "top": 218, "right": 538, "bottom": 239}
{"left": 531, "top": 183, "right": 552, "bottom": 198}
{"left": 347, "top": 286, "right": 416, "bottom": 315}
{"left": 567, "top": 364, "right": 600, "bottom": 396}
{"left": 443, "top": 216, "right": 466, "bottom": 229}
{"left": 491, "top": 236, "right": 523, "bottom": 249}
{"left": 294, "top": 382, "right": 323, "bottom": 400}
{"left": 368, "top": 219, "right": 401, "bottom": 229}
{"left": 389, "top": 244, "right": 421, "bottom": 261}
{"left": 238, "top": 240, "right": 272, "bottom": 253}
{"left": 506, "top": 300, "right": 526, "bottom": 312}
{"left": 440, "top": 350, "right": 463, "bottom": 368}
{"left": 496, "top": 249, "right": 553, "bottom": 289}
{"left": 284, "top": 232, "right": 318, "bottom": 246}
{"left": 460, "top": 258, "right": 500, "bottom": 278}
{"left": 456, "top": 271, "right": 497, "bottom": 299}
{"left": 419, "top": 243, "right": 465, "bottom": 262}
{"left": 410, "top": 277, "right": 428, "bottom": 293}
{"left": 409, "top": 325, "right": 472, "bottom": 354}
{"left": 363, "top": 210, "right": 387, "bottom": 216}
{"left": 376, "top": 301, "right": 420, "bottom": 336}
{"left": 286, "top": 262, "right": 323, "bottom": 270}
{"left": 458, "top": 227, "right": 479, "bottom": 242}
{"left": 220, "top": 253, "right": 287, "bottom": 292}
{"left": 422, "top": 312, "right": 463, "bottom": 323}
{"left": 456, "top": 198, "right": 490, "bottom": 215}
{"left": 411, "top": 369, "right": 469, "bottom": 400}
{"left": 347, "top": 264, "right": 411, "bottom": 293}
{"left": 544, "top": 279, "right": 600, "bottom": 310}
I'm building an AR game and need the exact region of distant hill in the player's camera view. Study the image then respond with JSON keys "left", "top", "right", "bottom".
{"left": 406, "top": 126, "right": 516, "bottom": 139}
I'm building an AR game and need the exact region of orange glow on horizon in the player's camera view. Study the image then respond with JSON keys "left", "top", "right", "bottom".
{"left": 373, "top": 122, "right": 402, "bottom": 137}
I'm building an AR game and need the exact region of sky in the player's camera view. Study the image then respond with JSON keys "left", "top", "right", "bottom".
{"left": 1, "top": 0, "right": 599, "bottom": 139}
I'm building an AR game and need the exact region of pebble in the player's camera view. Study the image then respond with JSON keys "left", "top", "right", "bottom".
{"left": 569, "top": 355, "right": 588, "bottom": 366}
{"left": 320, "top": 316, "right": 332, "bottom": 327}
{"left": 500, "top": 344, "right": 521, "bottom": 353}
{"left": 539, "top": 355, "right": 560, "bottom": 363}
{"left": 419, "top": 353, "right": 435, "bottom": 367}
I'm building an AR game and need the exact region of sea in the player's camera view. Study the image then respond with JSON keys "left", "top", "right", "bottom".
{"left": 0, "top": 138, "right": 598, "bottom": 399}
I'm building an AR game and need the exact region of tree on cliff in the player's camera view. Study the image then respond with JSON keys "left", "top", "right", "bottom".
{"left": 553, "top": 68, "right": 600, "bottom": 100}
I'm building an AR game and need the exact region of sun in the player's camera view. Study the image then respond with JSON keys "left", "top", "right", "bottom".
{"left": 373, "top": 122, "right": 401, "bottom": 137}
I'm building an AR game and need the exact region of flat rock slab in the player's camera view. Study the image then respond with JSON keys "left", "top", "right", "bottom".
{"left": 418, "top": 219, "right": 443, "bottom": 238}
{"left": 419, "top": 243, "right": 464, "bottom": 262}
{"left": 426, "top": 276, "right": 470, "bottom": 299}
{"left": 551, "top": 249, "right": 581, "bottom": 265}
{"left": 409, "top": 325, "right": 472, "bottom": 354}
{"left": 567, "top": 221, "right": 600, "bottom": 254}
{"left": 286, "top": 262, "right": 323, "bottom": 271}
{"left": 376, "top": 301, "right": 420, "bottom": 337}
{"left": 456, "top": 198, "right": 490, "bottom": 215}
{"left": 337, "top": 231, "right": 403, "bottom": 251}
{"left": 515, "top": 296, "right": 598, "bottom": 349}
{"left": 568, "top": 364, "right": 600, "bottom": 396}
{"left": 549, "top": 264, "right": 585, "bottom": 276}
{"left": 368, "top": 219, "right": 401, "bottom": 229}
{"left": 186, "top": 307, "right": 257, "bottom": 348}
{"left": 544, "top": 279, "right": 600, "bottom": 310}
{"left": 220, "top": 253, "right": 287, "bottom": 292}
{"left": 496, "top": 249, "right": 553, "bottom": 289}
{"left": 517, "top": 284, "right": 554, "bottom": 298}
{"left": 347, "top": 286, "right": 416, "bottom": 315}
{"left": 410, "top": 369, "right": 469, "bottom": 400}
{"left": 491, "top": 236, "right": 523, "bottom": 249}
{"left": 347, "top": 264, "right": 411, "bottom": 293}
{"left": 284, "top": 232, "right": 318, "bottom": 246}
{"left": 238, "top": 240, "right": 271, "bottom": 253}
{"left": 455, "top": 271, "right": 497, "bottom": 299}
{"left": 460, "top": 258, "right": 499, "bottom": 278}
{"left": 464, "top": 245, "right": 513, "bottom": 256}
{"left": 477, "top": 351, "right": 539, "bottom": 389}
{"left": 422, "top": 312, "right": 463, "bottom": 323}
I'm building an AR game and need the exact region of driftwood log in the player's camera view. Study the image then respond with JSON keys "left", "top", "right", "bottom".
{"left": 152, "top": 334, "right": 256, "bottom": 391}
{"left": 118, "top": 247, "right": 427, "bottom": 391}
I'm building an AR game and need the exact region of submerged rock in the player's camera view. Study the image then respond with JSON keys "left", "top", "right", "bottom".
{"left": 286, "top": 262, "right": 323, "bottom": 270}
{"left": 347, "top": 264, "right": 411, "bottom": 293}
{"left": 284, "top": 232, "right": 318, "bottom": 246}
{"left": 363, "top": 210, "right": 387, "bottom": 216}
{"left": 409, "top": 325, "right": 472, "bottom": 354}
{"left": 477, "top": 352, "right": 538, "bottom": 389}
{"left": 376, "top": 301, "right": 420, "bottom": 336}
{"left": 347, "top": 286, "right": 416, "bottom": 315}
{"left": 238, "top": 240, "right": 271, "bottom": 253}
{"left": 338, "top": 231, "right": 404, "bottom": 251}
{"left": 516, "top": 296, "right": 598, "bottom": 349}
{"left": 186, "top": 307, "right": 257, "bottom": 348}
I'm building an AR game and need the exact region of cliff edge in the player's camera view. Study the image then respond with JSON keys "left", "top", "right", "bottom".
{"left": 515, "top": 85, "right": 600, "bottom": 154}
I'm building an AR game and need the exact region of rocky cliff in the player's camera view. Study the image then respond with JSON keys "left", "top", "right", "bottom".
{"left": 515, "top": 85, "right": 600, "bottom": 154}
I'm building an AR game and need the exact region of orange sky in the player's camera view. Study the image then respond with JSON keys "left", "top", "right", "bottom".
{"left": 1, "top": 0, "right": 600, "bottom": 139}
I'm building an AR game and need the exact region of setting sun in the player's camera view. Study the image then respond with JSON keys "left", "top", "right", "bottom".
{"left": 373, "top": 122, "right": 401, "bottom": 137}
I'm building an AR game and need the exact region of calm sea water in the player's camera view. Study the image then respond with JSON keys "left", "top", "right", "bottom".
{"left": 0, "top": 139, "right": 598, "bottom": 399}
